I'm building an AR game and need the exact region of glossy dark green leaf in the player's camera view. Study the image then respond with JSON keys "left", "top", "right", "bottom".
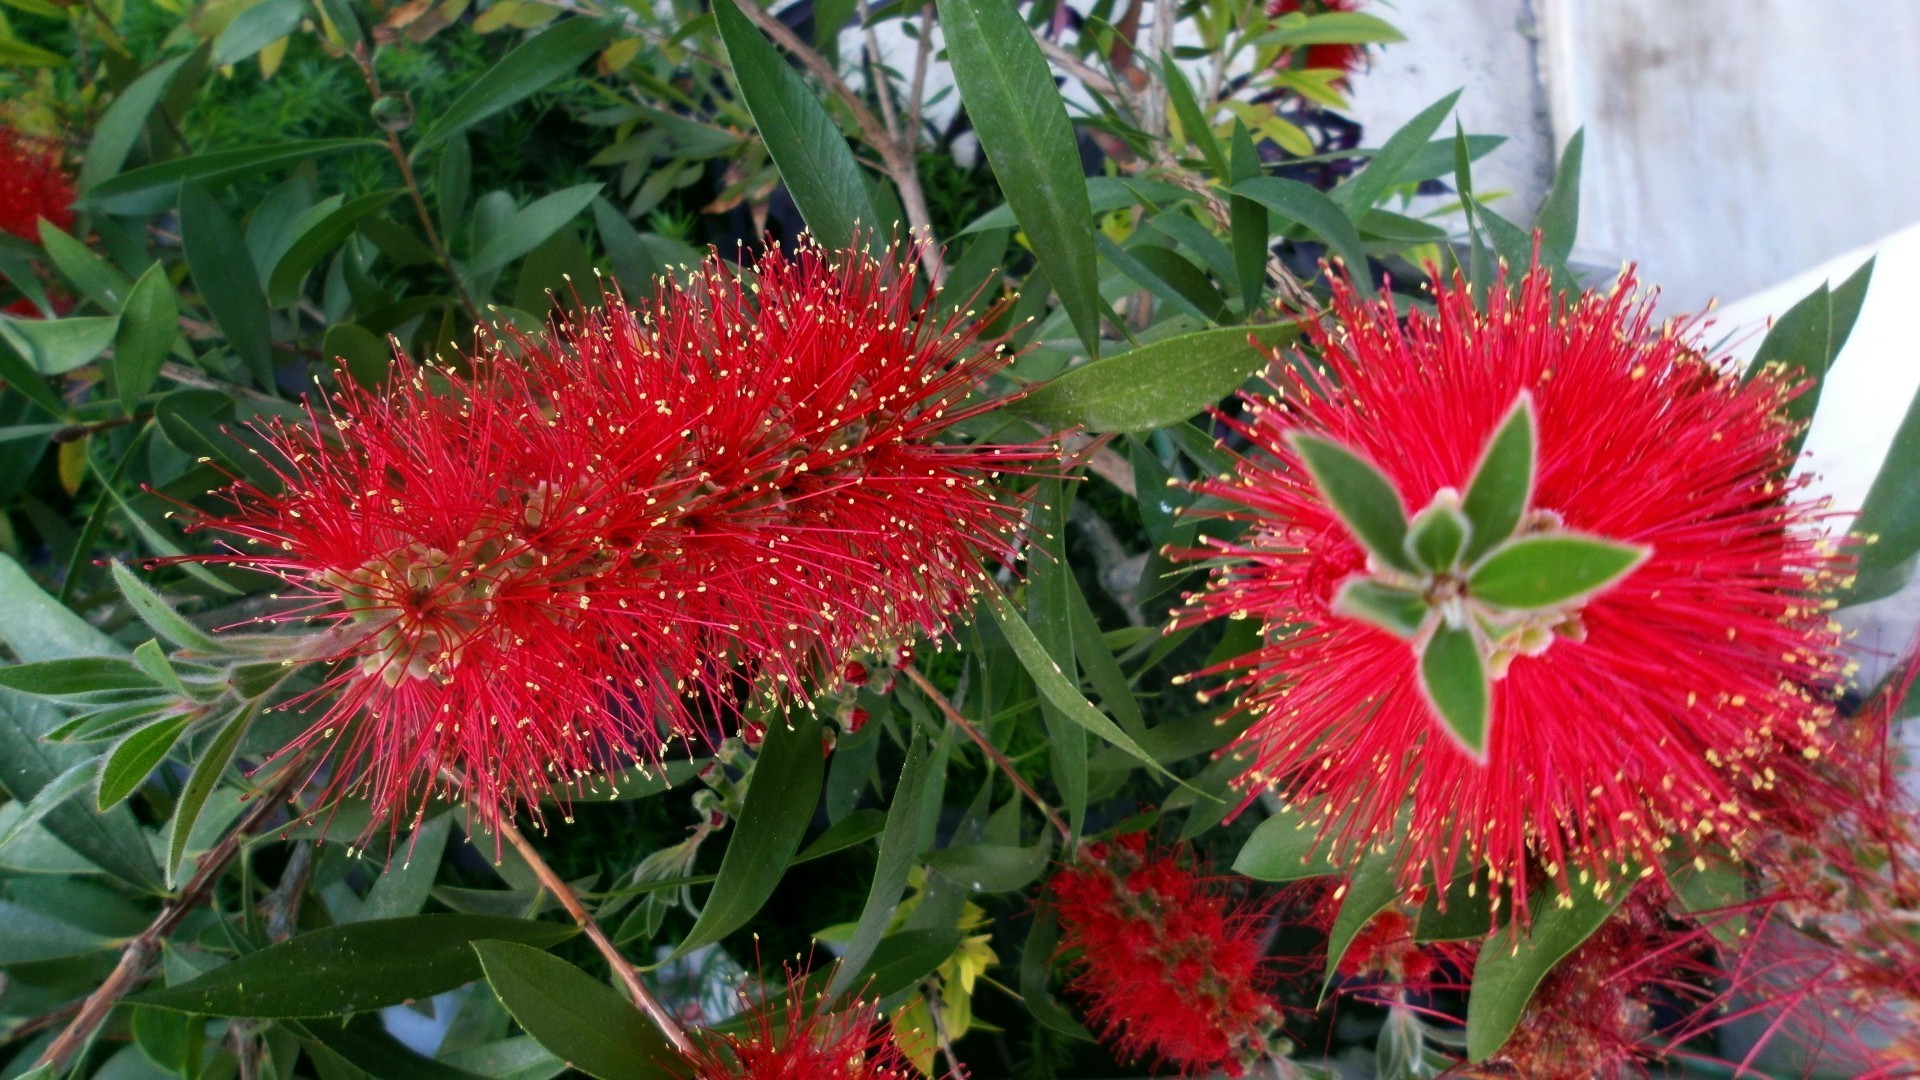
{"left": 1232, "top": 801, "right": 1337, "bottom": 881}
{"left": 96, "top": 713, "right": 191, "bottom": 810}
{"left": 0, "top": 314, "right": 120, "bottom": 375}
{"left": 302, "top": 1016, "right": 495, "bottom": 1080}
{"left": 414, "top": 19, "right": 618, "bottom": 154}
{"left": 268, "top": 190, "right": 402, "bottom": 306}
{"left": 1533, "top": 129, "right": 1583, "bottom": 264}
{"left": 113, "top": 262, "right": 179, "bottom": 414}
{"left": 77, "top": 55, "right": 190, "bottom": 193}
{"left": 938, "top": 0, "right": 1103, "bottom": 357}
{"left": 0, "top": 758, "right": 93, "bottom": 850}
{"left": 37, "top": 222, "right": 134, "bottom": 310}
{"left": 1228, "top": 122, "right": 1267, "bottom": 314}
{"left": 179, "top": 181, "right": 275, "bottom": 386}
{"left": 825, "top": 731, "right": 930, "bottom": 1000}
{"left": 322, "top": 323, "right": 391, "bottom": 387}
{"left": 1460, "top": 392, "right": 1536, "bottom": 562}
{"left": 858, "top": 928, "right": 965, "bottom": 1002}
{"left": 0, "top": 335, "right": 66, "bottom": 418}
{"left": 668, "top": 710, "right": 824, "bottom": 960}
{"left": 1466, "top": 880, "right": 1629, "bottom": 1060}
{"left": 472, "top": 941, "right": 687, "bottom": 1080}
{"left": 0, "top": 901, "right": 114, "bottom": 963}
{"left": 1332, "top": 90, "right": 1460, "bottom": 213}
{"left": 1027, "top": 478, "right": 1086, "bottom": 837}
{"left": 1322, "top": 855, "right": 1399, "bottom": 994}
{"left": 1331, "top": 578, "right": 1427, "bottom": 639}
{"left": 1230, "top": 177, "right": 1372, "bottom": 291}
{"left": 1419, "top": 624, "right": 1489, "bottom": 759}
{"left": 925, "top": 836, "right": 1052, "bottom": 893}
{"left": 90, "top": 139, "right": 385, "bottom": 201}
{"left": 1468, "top": 534, "right": 1648, "bottom": 610}
{"left": 1015, "top": 323, "right": 1297, "bottom": 433}
{"left": 0, "top": 656, "right": 156, "bottom": 696}
{"left": 439, "top": 136, "right": 472, "bottom": 244}
{"left": 1094, "top": 234, "right": 1215, "bottom": 325}
{"left": 714, "top": 0, "right": 877, "bottom": 249}
{"left": 136, "top": 916, "right": 577, "bottom": 1017}
{"left": 1020, "top": 905, "right": 1092, "bottom": 1040}
{"left": 1848, "top": 377, "right": 1920, "bottom": 607}
{"left": 468, "top": 184, "right": 602, "bottom": 277}
{"left": 1756, "top": 259, "right": 1875, "bottom": 460}
{"left": 213, "top": 0, "right": 305, "bottom": 65}
{"left": 165, "top": 700, "right": 255, "bottom": 887}
{"left": 1289, "top": 433, "right": 1413, "bottom": 573}
{"left": 591, "top": 197, "right": 661, "bottom": 296}
{"left": 1161, "top": 53, "right": 1226, "bottom": 178}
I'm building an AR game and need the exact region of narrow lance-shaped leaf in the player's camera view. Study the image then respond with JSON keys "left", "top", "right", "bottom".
{"left": 113, "top": 262, "right": 179, "bottom": 414}
{"left": 474, "top": 941, "right": 687, "bottom": 1080}
{"left": 1420, "top": 623, "right": 1489, "bottom": 759}
{"left": 96, "top": 714, "right": 193, "bottom": 810}
{"left": 1015, "top": 323, "right": 1300, "bottom": 434}
{"left": 1460, "top": 391, "right": 1536, "bottom": 562}
{"left": 1466, "top": 879, "right": 1629, "bottom": 1061}
{"left": 1332, "top": 578, "right": 1428, "bottom": 639}
{"left": 1468, "top": 534, "right": 1649, "bottom": 611}
{"left": 1288, "top": 432, "right": 1414, "bottom": 573}
{"left": 180, "top": 181, "right": 275, "bottom": 386}
{"left": 413, "top": 19, "right": 617, "bottom": 154}
{"left": 165, "top": 700, "right": 257, "bottom": 886}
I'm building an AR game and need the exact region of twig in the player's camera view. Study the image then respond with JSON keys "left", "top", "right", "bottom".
{"left": 492, "top": 815, "right": 697, "bottom": 1057}
{"left": 922, "top": 983, "right": 967, "bottom": 1078}
{"left": 902, "top": 664, "right": 1073, "bottom": 844}
{"left": 38, "top": 765, "right": 308, "bottom": 1072}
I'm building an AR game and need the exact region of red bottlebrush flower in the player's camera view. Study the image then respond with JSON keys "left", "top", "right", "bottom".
{"left": 175, "top": 240, "right": 1045, "bottom": 833}
{"left": 1049, "top": 834, "right": 1286, "bottom": 1075}
{"left": 1172, "top": 261, "right": 1850, "bottom": 912}
{"left": 682, "top": 969, "right": 920, "bottom": 1079}
{"left": 0, "top": 126, "right": 74, "bottom": 242}
{"left": 1266, "top": 0, "right": 1369, "bottom": 82}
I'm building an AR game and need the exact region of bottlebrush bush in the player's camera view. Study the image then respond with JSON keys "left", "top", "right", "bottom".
{"left": 0, "top": 0, "right": 1912, "bottom": 1078}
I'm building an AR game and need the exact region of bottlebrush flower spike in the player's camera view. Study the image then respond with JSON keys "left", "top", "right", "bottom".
{"left": 1172, "top": 260, "right": 1850, "bottom": 912}
{"left": 0, "top": 125, "right": 74, "bottom": 242}
{"left": 1049, "top": 834, "right": 1287, "bottom": 1076}
{"left": 681, "top": 970, "right": 921, "bottom": 1079}
{"left": 174, "top": 239, "right": 1045, "bottom": 834}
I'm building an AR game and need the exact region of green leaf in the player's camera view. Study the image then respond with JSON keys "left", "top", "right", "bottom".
{"left": 213, "top": 0, "right": 305, "bottom": 65}
{"left": 1094, "top": 234, "right": 1217, "bottom": 326}
{"left": 77, "top": 55, "right": 190, "bottom": 193}
{"left": 360, "top": 813, "right": 454, "bottom": 920}
{"left": 1322, "top": 855, "right": 1398, "bottom": 994}
{"left": 1466, "top": 880, "right": 1630, "bottom": 1061}
{"left": 1232, "top": 801, "right": 1337, "bottom": 881}
{"left": 925, "top": 836, "right": 1052, "bottom": 893}
{"left": 937, "top": 0, "right": 1103, "bottom": 357}
{"left": 983, "top": 590, "right": 1179, "bottom": 783}
{"left": 1255, "top": 10, "right": 1404, "bottom": 47}
{"left": 468, "top": 184, "right": 602, "bottom": 277}
{"left": 1468, "top": 533, "right": 1649, "bottom": 610}
{"left": 1288, "top": 432, "right": 1413, "bottom": 573}
{"left": 825, "top": 731, "right": 931, "bottom": 1000}
{"left": 1533, "top": 130, "right": 1583, "bottom": 264}
{"left": 113, "top": 262, "right": 179, "bottom": 414}
{"left": 1460, "top": 392, "right": 1536, "bottom": 562}
{"left": 414, "top": 19, "right": 618, "bottom": 154}
{"left": 90, "top": 139, "right": 386, "bottom": 201}
{"left": 1757, "top": 259, "right": 1876, "bottom": 461}
{"left": 179, "top": 181, "right": 275, "bottom": 386}
{"left": 1026, "top": 479, "right": 1086, "bottom": 837}
{"left": 714, "top": 0, "right": 878, "bottom": 249}
{"left": 1229, "top": 177, "right": 1373, "bottom": 291}
{"left": 0, "top": 901, "right": 113, "bottom": 963}
{"left": 1849, "top": 378, "right": 1920, "bottom": 606}
{"left": 1405, "top": 504, "right": 1469, "bottom": 572}
{"left": 1014, "top": 323, "right": 1298, "bottom": 433}
{"left": 0, "top": 334, "right": 66, "bottom": 418}
{"left": 37, "top": 221, "right": 135, "bottom": 310}
{"left": 667, "top": 710, "right": 824, "bottom": 960}
{"left": 1228, "top": 122, "right": 1267, "bottom": 315}
{"left": 165, "top": 700, "right": 255, "bottom": 887}
{"left": 473, "top": 941, "right": 687, "bottom": 1080}
{"left": 1161, "top": 53, "right": 1226, "bottom": 179}
{"left": 114, "top": 563, "right": 224, "bottom": 656}
{"left": 0, "top": 656, "right": 156, "bottom": 696}
{"left": 96, "top": 713, "right": 192, "bottom": 810}
{"left": 0, "top": 314, "right": 121, "bottom": 375}
{"left": 136, "top": 915, "right": 578, "bottom": 1018}
{"left": 268, "top": 190, "right": 402, "bottom": 306}
{"left": 1332, "top": 90, "right": 1461, "bottom": 213}
{"left": 302, "top": 1016, "right": 496, "bottom": 1080}
{"left": 858, "top": 928, "right": 966, "bottom": 1002}
{"left": 1020, "top": 905, "right": 1092, "bottom": 1040}
{"left": 1419, "top": 624, "right": 1489, "bottom": 759}
{"left": 1331, "top": 578, "right": 1428, "bottom": 639}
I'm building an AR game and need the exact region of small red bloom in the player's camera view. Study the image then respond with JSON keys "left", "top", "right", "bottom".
{"left": 682, "top": 970, "right": 919, "bottom": 1080}
{"left": 1049, "top": 834, "right": 1285, "bottom": 1075}
{"left": 1173, "top": 261, "right": 1850, "bottom": 912}
{"left": 178, "top": 240, "right": 1045, "bottom": 833}
{"left": 0, "top": 126, "right": 74, "bottom": 242}
{"left": 1266, "top": 0, "right": 1369, "bottom": 83}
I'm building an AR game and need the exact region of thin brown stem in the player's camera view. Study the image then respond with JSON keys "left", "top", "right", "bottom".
{"left": 38, "top": 764, "right": 307, "bottom": 1072}
{"left": 492, "top": 815, "right": 697, "bottom": 1057}
{"left": 922, "top": 983, "right": 966, "bottom": 1077}
{"left": 902, "top": 664, "right": 1073, "bottom": 843}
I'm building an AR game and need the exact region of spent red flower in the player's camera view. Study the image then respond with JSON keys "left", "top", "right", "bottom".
{"left": 681, "top": 970, "right": 919, "bottom": 1080}
{"left": 1049, "top": 834, "right": 1285, "bottom": 1075}
{"left": 0, "top": 126, "right": 74, "bottom": 242}
{"left": 1172, "top": 261, "right": 1850, "bottom": 912}
{"left": 1266, "top": 0, "right": 1369, "bottom": 82}
{"left": 177, "top": 239, "right": 1044, "bottom": 833}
